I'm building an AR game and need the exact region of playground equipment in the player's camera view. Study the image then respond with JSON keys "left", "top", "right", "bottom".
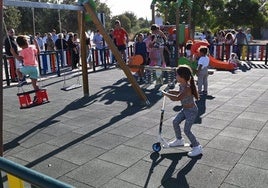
{"left": 128, "top": 55, "right": 144, "bottom": 73}
{"left": 61, "top": 70, "right": 82, "bottom": 91}
{"left": 17, "top": 88, "right": 49, "bottom": 109}
{"left": 81, "top": 0, "right": 150, "bottom": 105}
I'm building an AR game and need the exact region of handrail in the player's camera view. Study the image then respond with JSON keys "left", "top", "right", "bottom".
{"left": 0, "top": 157, "right": 74, "bottom": 188}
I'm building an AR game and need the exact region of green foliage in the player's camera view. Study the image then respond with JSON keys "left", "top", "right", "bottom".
{"left": 3, "top": 7, "right": 22, "bottom": 31}
{"left": 3, "top": 0, "right": 268, "bottom": 39}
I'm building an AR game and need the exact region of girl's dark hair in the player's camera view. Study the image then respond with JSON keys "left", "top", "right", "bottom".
{"left": 16, "top": 35, "right": 28, "bottom": 47}
{"left": 176, "top": 65, "right": 199, "bottom": 100}
{"left": 198, "top": 46, "right": 208, "bottom": 55}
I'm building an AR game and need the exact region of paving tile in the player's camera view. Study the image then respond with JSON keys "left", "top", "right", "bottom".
{"left": 191, "top": 125, "right": 222, "bottom": 140}
{"left": 58, "top": 176, "right": 94, "bottom": 188}
{"left": 237, "top": 111, "right": 268, "bottom": 122}
{"left": 161, "top": 162, "right": 229, "bottom": 188}
{"left": 65, "top": 158, "right": 126, "bottom": 187}
{"left": 41, "top": 120, "right": 78, "bottom": 133}
{"left": 205, "top": 110, "right": 238, "bottom": 121}
{"left": 108, "top": 123, "right": 148, "bottom": 138}
{"left": 216, "top": 104, "right": 247, "bottom": 114}
{"left": 124, "top": 133, "right": 158, "bottom": 151}
{"left": 239, "top": 148, "right": 268, "bottom": 170}
{"left": 31, "top": 157, "right": 78, "bottom": 178}
{"left": 117, "top": 159, "right": 173, "bottom": 188}
{"left": 219, "top": 183, "right": 241, "bottom": 188}
{"left": 206, "top": 135, "right": 251, "bottom": 154}
{"left": 55, "top": 143, "right": 106, "bottom": 165}
{"left": 225, "top": 164, "right": 268, "bottom": 188}
{"left": 198, "top": 117, "right": 229, "bottom": 130}
{"left": 102, "top": 178, "right": 142, "bottom": 188}
{"left": 84, "top": 132, "right": 129, "bottom": 150}
{"left": 229, "top": 117, "right": 265, "bottom": 131}
{"left": 219, "top": 126, "right": 258, "bottom": 141}
{"left": 46, "top": 132, "right": 84, "bottom": 147}
{"left": 197, "top": 147, "right": 241, "bottom": 171}
{"left": 12, "top": 143, "right": 57, "bottom": 162}
{"left": 98, "top": 145, "right": 149, "bottom": 167}
{"left": 250, "top": 126, "right": 268, "bottom": 152}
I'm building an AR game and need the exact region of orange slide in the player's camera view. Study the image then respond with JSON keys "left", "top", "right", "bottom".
{"left": 209, "top": 55, "right": 235, "bottom": 71}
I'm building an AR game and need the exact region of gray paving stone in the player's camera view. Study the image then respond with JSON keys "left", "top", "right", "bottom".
{"left": 65, "top": 158, "right": 126, "bottom": 187}
{"left": 239, "top": 148, "right": 268, "bottom": 170}
{"left": 124, "top": 133, "right": 158, "bottom": 151}
{"left": 219, "top": 126, "right": 259, "bottom": 141}
{"left": 46, "top": 132, "right": 84, "bottom": 147}
{"left": 246, "top": 103, "right": 268, "bottom": 114}
{"left": 206, "top": 135, "right": 251, "bottom": 154}
{"left": 31, "top": 157, "right": 78, "bottom": 178}
{"left": 102, "top": 178, "right": 142, "bottom": 188}
{"left": 229, "top": 117, "right": 265, "bottom": 131}
{"left": 143, "top": 151, "right": 192, "bottom": 171}
{"left": 198, "top": 117, "right": 229, "bottom": 130}
{"left": 55, "top": 143, "right": 106, "bottom": 165}
{"left": 117, "top": 159, "right": 173, "bottom": 188}
{"left": 98, "top": 145, "right": 149, "bottom": 167}
{"left": 225, "top": 97, "right": 256, "bottom": 107}
{"left": 250, "top": 126, "right": 268, "bottom": 152}
{"left": 216, "top": 104, "right": 247, "bottom": 114}
{"left": 83, "top": 132, "right": 129, "bottom": 150}
{"left": 144, "top": 122, "right": 177, "bottom": 140}
{"left": 108, "top": 123, "right": 148, "bottom": 138}
{"left": 18, "top": 132, "right": 54, "bottom": 149}
{"left": 58, "top": 176, "right": 94, "bottom": 188}
{"left": 12, "top": 143, "right": 57, "bottom": 162}
{"left": 198, "top": 147, "right": 241, "bottom": 171}
{"left": 161, "top": 162, "right": 229, "bottom": 188}
{"left": 40, "top": 122, "right": 78, "bottom": 136}
{"left": 191, "top": 125, "right": 222, "bottom": 140}
{"left": 237, "top": 111, "right": 268, "bottom": 122}
{"left": 225, "top": 164, "right": 268, "bottom": 188}
{"left": 219, "top": 183, "right": 241, "bottom": 188}
{"left": 205, "top": 110, "right": 238, "bottom": 121}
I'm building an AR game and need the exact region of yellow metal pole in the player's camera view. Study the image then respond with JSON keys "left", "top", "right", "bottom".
{"left": 78, "top": 10, "right": 89, "bottom": 96}
{"left": 82, "top": 2, "right": 150, "bottom": 105}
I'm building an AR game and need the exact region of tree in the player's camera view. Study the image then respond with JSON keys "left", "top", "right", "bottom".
{"left": 3, "top": 7, "right": 22, "bottom": 32}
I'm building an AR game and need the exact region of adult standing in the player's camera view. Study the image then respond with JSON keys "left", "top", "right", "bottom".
{"left": 55, "top": 33, "right": 68, "bottom": 50}
{"left": 36, "top": 32, "right": 44, "bottom": 51}
{"left": 150, "top": 24, "right": 167, "bottom": 67}
{"left": 233, "top": 28, "right": 248, "bottom": 60}
{"left": 67, "top": 33, "right": 78, "bottom": 69}
{"left": 46, "top": 33, "right": 55, "bottom": 51}
{"left": 4, "top": 28, "right": 24, "bottom": 82}
{"left": 93, "top": 30, "right": 104, "bottom": 65}
{"left": 113, "top": 20, "right": 129, "bottom": 62}
{"left": 51, "top": 29, "right": 58, "bottom": 43}
{"left": 55, "top": 33, "right": 68, "bottom": 66}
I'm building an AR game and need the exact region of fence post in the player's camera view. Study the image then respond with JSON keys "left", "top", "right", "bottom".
{"left": 3, "top": 55, "right": 10, "bottom": 86}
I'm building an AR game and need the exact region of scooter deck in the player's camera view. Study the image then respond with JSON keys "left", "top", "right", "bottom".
{"left": 163, "top": 143, "right": 191, "bottom": 148}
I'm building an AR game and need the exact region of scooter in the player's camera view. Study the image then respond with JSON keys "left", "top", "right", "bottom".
{"left": 152, "top": 90, "right": 190, "bottom": 152}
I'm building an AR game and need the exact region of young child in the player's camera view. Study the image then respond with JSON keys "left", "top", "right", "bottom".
{"left": 10, "top": 35, "right": 40, "bottom": 93}
{"left": 134, "top": 33, "right": 147, "bottom": 82}
{"left": 162, "top": 65, "right": 202, "bottom": 157}
{"left": 228, "top": 52, "right": 239, "bottom": 69}
{"left": 196, "top": 46, "right": 209, "bottom": 95}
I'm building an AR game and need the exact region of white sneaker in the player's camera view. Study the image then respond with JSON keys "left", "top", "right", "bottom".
{"left": 168, "top": 138, "right": 185, "bottom": 147}
{"left": 188, "top": 145, "right": 202, "bottom": 157}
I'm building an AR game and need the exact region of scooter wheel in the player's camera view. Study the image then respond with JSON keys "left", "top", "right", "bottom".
{"left": 152, "top": 142, "right": 161, "bottom": 152}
